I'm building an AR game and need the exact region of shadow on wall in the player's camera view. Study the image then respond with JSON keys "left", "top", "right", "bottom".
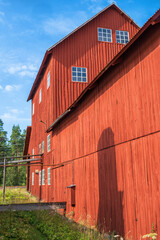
{"left": 97, "top": 127, "right": 124, "bottom": 236}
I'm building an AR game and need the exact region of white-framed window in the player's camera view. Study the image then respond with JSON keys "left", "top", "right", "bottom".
{"left": 32, "top": 148, "right": 34, "bottom": 159}
{"left": 42, "top": 140, "right": 44, "bottom": 153}
{"left": 32, "top": 103, "right": 35, "bottom": 115}
{"left": 116, "top": 30, "right": 129, "bottom": 44}
{"left": 48, "top": 168, "right": 51, "bottom": 185}
{"left": 39, "top": 143, "right": 41, "bottom": 154}
{"left": 42, "top": 169, "right": 45, "bottom": 185}
{"left": 47, "top": 134, "right": 50, "bottom": 152}
{"left": 72, "top": 67, "right": 87, "bottom": 83}
{"left": 39, "top": 89, "right": 42, "bottom": 103}
{"left": 47, "top": 71, "right": 50, "bottom": 89}
{"left": 39, "top": 171, "right": 41, "bottom": 186}
{"left": 98, "top": 28, "right": 112, "bottom": 42}
{"left": 32, "top": 172, "right": 34, "bottom": 185}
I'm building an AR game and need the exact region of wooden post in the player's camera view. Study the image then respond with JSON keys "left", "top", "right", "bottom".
{"left": 3, "top": 158, "right": 6, "bottom": 202}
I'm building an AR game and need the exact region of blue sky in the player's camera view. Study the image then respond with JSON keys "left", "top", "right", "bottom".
{"left": 0, "top": 0, "right": 159, "bottom": 138}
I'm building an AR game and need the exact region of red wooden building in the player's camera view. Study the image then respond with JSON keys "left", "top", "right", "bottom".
{"left": 24, "top": 3, "right": 160, "bottom": 239}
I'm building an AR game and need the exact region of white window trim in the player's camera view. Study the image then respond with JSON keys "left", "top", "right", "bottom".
{"left": 47, "top": 71, "right": 50, "bottom": 89}
{"left": 47, "top": 134, "right": 50, "bottom": 152}
{"left": 39, "top": 89, "right": 42, "bottom": 103}
{"left": 97, "top": 27, "right": 112, "bottom": 43}
{"left": 39, "top": 143, "right": 41, "bottom": 154}
{"left": 48, "top": 168, "right": 51, "bottom": 185}
{"left": 115, "top": 30, "right": 129, "bottom": 44}
{"left": 72, "top": 67, "right": 88, "bottom": 83}
{"left": 42, "top": 169, "right": 45, "bottom": 185}
{"left": 32, "top": 172, "right": 34, "bottom": 186}
{"left": 32, "top": 103, "right": 35, "bottom": 115}
{"left": 39, "top": 171, "right": 41, "bottom": 186}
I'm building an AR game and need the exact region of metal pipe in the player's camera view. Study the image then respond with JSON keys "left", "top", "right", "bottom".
{"left": 0, "top": 158, "right": 42, "bottom": 165}
{"left": 0, "top": 154, "right": 43, "bottom": 160}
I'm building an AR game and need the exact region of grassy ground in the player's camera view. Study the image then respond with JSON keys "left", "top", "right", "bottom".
{"left": 0, "top": 188, "right": 107, "bottom": 239}
{"left": 0, "top": 187, "right": 38, "bottom": 205}
{"left": 0, "top": 210, "right": 106, "bottom": 240}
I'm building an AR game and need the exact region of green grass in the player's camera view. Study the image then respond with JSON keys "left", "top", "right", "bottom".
{"left": 0, "top": 187, "right": 38, "bottom": 205}
{"left": 0, "top": 210, "right": 105, "bottom": 240}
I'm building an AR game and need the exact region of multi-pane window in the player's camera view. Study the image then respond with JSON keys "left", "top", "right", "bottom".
{"left": 32, "top": 172, "right": 34, "bottom": 185}
{"left": 32, "top": 148, "right": 34, "bottom": 159}
{"left": 39, "top": 171, "right": 41, "bottom": 186}
{"left": 116, "top": 30, "right": 129, "bottom": 44}
{"left": 42, "top": 140, "right": 44, "bottom": 153}
{"left": 98, "top": 28, "right": 112, "bottom": 42}
{"left": 32, "top": 103, "right": 35, "bottom": 115}
{"left": 42, "top": 169, "right": 45, "bottom": 185}
{"left": 48, "top": 168, "right": 51, "bottom": 185}
{"left": 39, "top": 89, "right": 42, "bottom": 103}
{"left": 72, "top": 67, "right": 87, "bottom": 83}
{"left": 47, "top": 134, "right": 50, "bottom": 152}
{"left": 39, "top": 143, "right": 41, "bottom": 154}
{"left": 47, "top": 71, "right": 50, "bottom": 89}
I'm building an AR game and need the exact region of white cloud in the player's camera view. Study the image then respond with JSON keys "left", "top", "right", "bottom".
{"left": 43, "top": 16, "right": 77, "bottom": 36}
{"left": 43, "top": 11, "right": 88, "bottom": 36}
{"left": 0, "top": 85, "right": 3, "bottom": 90}
{"left": 0, "top": 112, "right": 30, "bottom": 122}
{"left": 0, "top": 11, "right": 5, "bottom": 23}
{"left": 5, "top": 84, "right": 21, "bottom": 92}
{"left": 6, "top": 64, "right": 37, "bottom": 78}
{"left": 107, "top": 0, "right": 116, "bottom": 4}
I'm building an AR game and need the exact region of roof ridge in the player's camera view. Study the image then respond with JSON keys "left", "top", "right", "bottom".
{"left": 47, "top": 3, "right": 139, "bottom": 52}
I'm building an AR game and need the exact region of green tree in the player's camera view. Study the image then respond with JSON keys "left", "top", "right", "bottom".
{"left": 0, "top": 119, "right": 10, "bottom": 185}
{"left": 6, "top": 125, "right": 26, "bottom": 186}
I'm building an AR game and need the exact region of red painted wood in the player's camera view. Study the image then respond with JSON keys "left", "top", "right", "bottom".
{"left": 26, "top": 6, "right": 160, "bottom": 240}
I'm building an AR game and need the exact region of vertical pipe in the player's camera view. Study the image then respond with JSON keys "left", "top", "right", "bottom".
{"left": 3, "top": 158, "right": 6, "bottom": 202}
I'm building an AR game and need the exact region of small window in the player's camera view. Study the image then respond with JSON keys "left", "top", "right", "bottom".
{"left": 39, "top": 171, "right": 41, "bottom": 186}
{"left": 72, "top": 67, "right": 87, "bottom": 83}
{"left": 48, "top": 168, "right": 51, "bottom": 185}
{"left": 47, "top": 71, "right": 50, "bottom": 89}
{"left": 42, "top": 140, "right": 44, "bottom": 153}
{"left": 98, "top": 28, "right": 112, "bottom": 42}
{"left": 39, "top": 89, "right": 42, "bottom": 103}
{"left": 42, "top": 169, "right": 45, "bottom": 185}
{"left": 32, "top": 148, "right": 34, "bottom": 159}
{"left": 47, "top": 134, "right": 50, "bottom": 152}
{"left": 116, "top": 30, "right": 129, "bottom": 44}
{"left": 32, "top": 172, "right": 34, "bottom": 185}
{"left": 39, "top": 143, "right": 41, "bottom": 154}
{"left": 32, "top": 103, "right": 35, "bottom": 115}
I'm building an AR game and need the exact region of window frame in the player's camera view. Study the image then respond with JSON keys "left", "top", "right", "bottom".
{"left": 97, "top": 27, "right": 112, "bottom": 43}
{"left": 42, "top": 169, "right": 45, "bottom": 185}
{"left": 72, "top": 67, "right": 87, "bottom": 83}
{"left": 115, "top": 30, "right": 129, "bottom": 44}
{"left": 47, "top": 71, "right": 50, "bottom": 89}
{"left": 32, "top": 172, "right": 34, "bottom": 186}
{"left": 39, "top": 143, "right": 41, "bottom": 154}
{"left": 48, "top": 168, "right": 51, "bottom": 185}
{"left": 47, "top": 134, "right": 50, "bottom": 152}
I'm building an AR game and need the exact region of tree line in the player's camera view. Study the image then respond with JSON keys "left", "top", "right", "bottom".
{"left": 0, "top": 119, "right": 26, "bottom": 186}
